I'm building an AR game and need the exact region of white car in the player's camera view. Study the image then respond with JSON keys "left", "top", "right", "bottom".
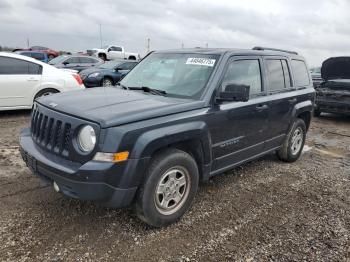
{"left": 87, "top": 45, "right": 140, "bottom": 61}
{"left": 0, "top": 52, "right": 85, "bottom": 111}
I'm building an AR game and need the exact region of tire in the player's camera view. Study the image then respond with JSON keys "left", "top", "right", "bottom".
{"left": 135, "top": 148, "right": 199, "bottom": 227}
{"left": 34, "top": 88, "right": 59, "bottom": 100}
{"left": 277, "top": 118, "right": 307, "bottom": 163}
{"left": 313, "top": 108, "right": 321, "bottom": 117}
{"left": 102, "top": 77, "right": 113, "bottom": 87}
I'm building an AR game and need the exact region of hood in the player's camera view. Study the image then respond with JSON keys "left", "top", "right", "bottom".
{"left": 37, "top": 88, "right": 205, "bottom": 128}
{"left": 321, "top": 57, "right": 350, "bottom": 81}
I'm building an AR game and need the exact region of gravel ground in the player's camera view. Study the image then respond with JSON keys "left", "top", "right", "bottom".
{"left": 0, "top": 110, "right": 349, "bottom": 262}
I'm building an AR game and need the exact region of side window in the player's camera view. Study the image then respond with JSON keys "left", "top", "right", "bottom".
{"left": 123, "top": 62, "right": 137, "bottom": 70}
{"left": 266, "top": 60, "right": 285, "bottom": 91}
{"left": 281, "top": 60, "right": 292, "bottom": 87}
{"left": 109, "top": 46, "right": 123, "bottom": 52}
{"left": 0, "top": 57, "right": 29, "bottom": 74}
{"left": 66, "top": 57, "right": 80, "bottom": 64}
{"left": 291, "top": 60, "right": 310, "bottom": 86}
{"left": 28, "top": 62, "right": 42, "bottom": 75}
{"left": 31, "top": 53, "right": 45, "bottom": 60}
{"left": 221, "top": 59, "right": 262, "bottom": 96}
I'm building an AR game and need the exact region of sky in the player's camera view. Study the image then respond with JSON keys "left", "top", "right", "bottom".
{"left": 1, "top": 0, "right": 350, "bottom": 66}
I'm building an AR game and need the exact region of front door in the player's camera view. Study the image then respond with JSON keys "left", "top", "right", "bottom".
{"left": 209, "top": 57, "right": 269, "bottom": 173}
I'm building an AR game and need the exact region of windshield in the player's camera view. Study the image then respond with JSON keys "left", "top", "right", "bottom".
{"left": 49, "top": 55, "right": 68, "bottom": 65}
{"left": 98, "top": 60, "right": 122, "bottom": 69}
{"left": 120, "top": 53, "right": 219, "bottom": 99}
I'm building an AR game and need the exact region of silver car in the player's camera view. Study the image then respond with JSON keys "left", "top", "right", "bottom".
{"left": 49, "top": 55, "right": 104, "bottom": 72}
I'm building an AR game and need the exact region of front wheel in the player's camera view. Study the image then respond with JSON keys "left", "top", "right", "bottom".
{"left": 135, "top": 149, "right": 199, "bottom": 227}
{"left": 102, "top": 77, "right": 113, "bottom": 87}
{"left": 277, "top": 118, "right": 306, "bottom": 162}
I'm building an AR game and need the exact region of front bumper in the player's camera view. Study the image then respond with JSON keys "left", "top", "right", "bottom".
{"left": 81, "top": 76, "right": 103, "bottom": 88}
{"left": 19, "top": 128, "right": 138, "bottom": 207}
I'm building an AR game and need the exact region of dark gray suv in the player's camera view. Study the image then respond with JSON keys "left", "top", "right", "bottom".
{"left": 20, "top": 47, "right": 315, "bottom": 227}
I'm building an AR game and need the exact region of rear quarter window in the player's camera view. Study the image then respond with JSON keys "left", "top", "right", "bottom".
{"left": 291, "top": 60, "right": 310, "bottom": 86}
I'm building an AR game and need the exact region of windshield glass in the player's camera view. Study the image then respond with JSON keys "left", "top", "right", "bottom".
{"left": 120, "top": 53, "right": 219, "bottom": 99}
{"left": 98, "top": 60, "right": 122, "bottom": 69}
{"left": 49, "top": 55, "right": 68, "bottom": 65}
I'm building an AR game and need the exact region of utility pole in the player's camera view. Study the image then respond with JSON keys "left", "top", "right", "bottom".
{"left": 99, "top": 24, "right": 102, "bottom": 48}
{"left": 181, "top": 42, "right": 184, "bottom": 49}
{"left": 147, "top": 38, "right": 150, "bottom": 54}
{"left": 27, "top": 38, "right": 30, "bottom": 48}
{"left": 205, "top": 43, "right": 208, "bottom": 48}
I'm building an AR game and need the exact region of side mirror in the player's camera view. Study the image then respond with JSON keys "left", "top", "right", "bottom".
{"left": 217, "top": 84, "right": 250, "bottom": 102}
{"left": 115, "top": 67, "right": 123, "bottom": 71}
{"left": 108, "top": 48, "right": 112, "bottom": 52}
{"left": 62, "top": 61, "right": 69, "bottom": 65}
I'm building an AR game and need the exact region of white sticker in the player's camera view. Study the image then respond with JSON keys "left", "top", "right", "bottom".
{"left": 186, "top": 58, "right": 216, "bottom": 67}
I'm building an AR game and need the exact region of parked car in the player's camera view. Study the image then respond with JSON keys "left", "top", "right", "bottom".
{"left": 20, "top": 47, "right": 314, "bottom": 227}
{"left": 13, "top": 46, "right": 60, "bottom": 60}
{"left": 310, "top": 67, "right": 322, "bottom": 88}
{"left": 79, "top": 60, "right": 138, "bottom": 87}
{"left": 0, "top": 52, "right": 84, "bottom": 111}
{"left": 87, "top": 45, "right": 140, "bottom": 61}
{"left": 16, "top": 51, "right": 49, "bottom": 63}
{"left": 48, "top": 55, "right": 104, "bottom": 72}
{"left": 314, "top": 57, "right": 350, "bottom": 116}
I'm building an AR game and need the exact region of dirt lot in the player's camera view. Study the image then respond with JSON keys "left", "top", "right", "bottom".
{"left": 0, "top": 110, "right": 349, "bottom": 262}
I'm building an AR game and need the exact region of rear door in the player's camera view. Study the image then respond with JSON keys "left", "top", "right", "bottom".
{"left": 263, "top": 57, "right": 296, "bottom": 149}
{"left": 210, "top": 56, "right": 270, "bottom": 172}
{"left": 0, "top": 56, "right": 42, "bottom": 108}
{"left": 64, "top": 57, "right": 80, "bottom": 70}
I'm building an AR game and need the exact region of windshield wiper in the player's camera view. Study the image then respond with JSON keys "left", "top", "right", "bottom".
{"left": 127, "top": 86, "right": 167, "bottom": 96}
{"left": 115, "top": 82, "right": 128, "bottom": 89}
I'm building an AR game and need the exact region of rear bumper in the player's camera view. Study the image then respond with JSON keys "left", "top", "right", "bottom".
{"left": 20, "top": 128, "right": 138, "bottom": 207}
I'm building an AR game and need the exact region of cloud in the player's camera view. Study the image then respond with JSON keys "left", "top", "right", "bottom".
{"left": 0, "top": 0, "right": 350, "bottom": 65}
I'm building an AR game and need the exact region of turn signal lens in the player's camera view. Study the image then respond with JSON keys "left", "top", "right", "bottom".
{"left": 93, "top": 151, "right": 129, "bottom": 162}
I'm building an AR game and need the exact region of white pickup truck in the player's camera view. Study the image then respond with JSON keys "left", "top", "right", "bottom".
{"left": 87, "top": 45, "right": 140, "bottom": 61}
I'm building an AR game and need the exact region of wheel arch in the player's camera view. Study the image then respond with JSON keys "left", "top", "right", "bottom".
{"left": 291, "top": 100, "right": 313, "bottom": 131}
{"left": 131, "top": 122, "right": 212, "bottom": 181}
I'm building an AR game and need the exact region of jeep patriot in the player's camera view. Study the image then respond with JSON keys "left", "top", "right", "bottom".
{"left": 20, "top": 47, "right": 315, "bottom": 227}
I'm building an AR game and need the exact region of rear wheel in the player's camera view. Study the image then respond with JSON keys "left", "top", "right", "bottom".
{"left": 34, "top": 88, "right": 59, "bottom": 100}
{"left": 98, "top": 53, "right": 107, "bottom": 61}
{"left": 135, "top": 149, "right": 199, "bottom": 227}
{"left": 102, "top": 77, "right": 113, "bottom": 87}
{"left": 277, "top": 118, "right": 306, "bottom": 162}
{"left": 48, "top": 55, "right": 55, "bottom": 60}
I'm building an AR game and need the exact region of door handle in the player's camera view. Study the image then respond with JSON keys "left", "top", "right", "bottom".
{"left": 27, "top": 77, "right": 39, "bottom": 82}
{"left": 288, "top": 98, "right": 297, "bottom": 104}
{"left": 255, "top": 104, "right": 269, "bottom": 111}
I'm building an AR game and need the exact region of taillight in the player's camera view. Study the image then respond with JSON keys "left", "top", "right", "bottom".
{"left": 72, "top": 74, "right": 83, "bottom": 86}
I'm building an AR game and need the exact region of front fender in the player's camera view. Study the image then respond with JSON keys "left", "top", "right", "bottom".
{"left": 130, "top": 121, "right": 212, "bottom": 165}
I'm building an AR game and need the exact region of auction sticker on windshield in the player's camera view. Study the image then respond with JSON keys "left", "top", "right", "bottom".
{"left": 186, "top": 58, "right": 216, "bottom": 67}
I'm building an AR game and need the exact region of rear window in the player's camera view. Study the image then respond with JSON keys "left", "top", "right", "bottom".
{"left": 291, "top": 60, "right": 310, "bottom": 86}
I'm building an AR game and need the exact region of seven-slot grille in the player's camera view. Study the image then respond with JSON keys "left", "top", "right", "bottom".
{"left": 31, "top": 108, "right": 72, "bottom": 157}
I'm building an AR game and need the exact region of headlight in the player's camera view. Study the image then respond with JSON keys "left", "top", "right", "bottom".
{"left": 78, "top": 125, "right": 96, "bottom": 152}
{"left": 88, "top": 72, "right": 100, "bottom": 78}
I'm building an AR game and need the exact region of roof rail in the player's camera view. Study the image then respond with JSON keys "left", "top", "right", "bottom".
{"left": 252, "top": 46, "right": 298, "bottom": 55}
